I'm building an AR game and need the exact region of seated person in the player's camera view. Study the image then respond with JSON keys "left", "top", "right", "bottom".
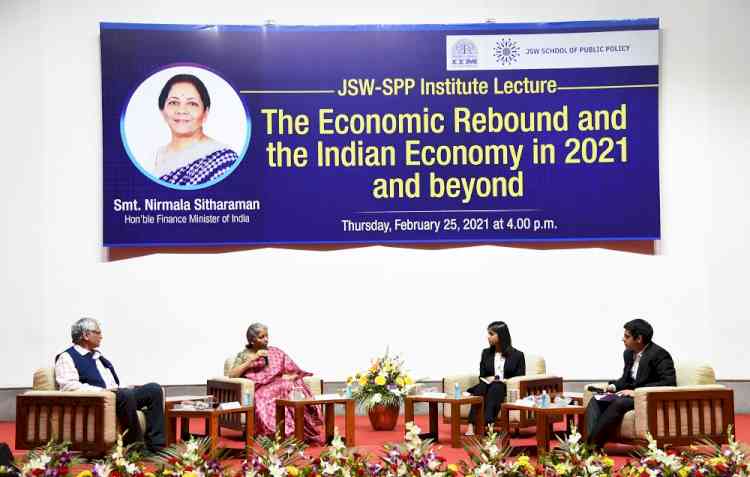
{"left": 586, "top": 318, "right": 676, "bottom": 448}
{"left": 228, "top": 322, "right": 323, "bottom": 445}
{"left": 54, "top": 317, "right": 165, "bottom": 452}
{"left": 465, "top": 321, "right": 525, "bottom": 435}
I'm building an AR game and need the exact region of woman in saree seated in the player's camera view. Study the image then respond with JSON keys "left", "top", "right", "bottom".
{"left": 153, "top": 73, "right": 238, "bottom": 185}
{"left": 229, "top": 322, "right": 323, "bottom": 444}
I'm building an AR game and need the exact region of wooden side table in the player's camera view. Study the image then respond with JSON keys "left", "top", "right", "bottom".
{"left": 500, "top": 402, "right": 585, "bottom": 454}
{"left": 404, "top": 395, "right": 483, "bottom": 448}
{"left": 275, "top": 397, "right": 356, "bottom": 446}
{"left": 166, "top": 405, "right": 254, "bottom": 456}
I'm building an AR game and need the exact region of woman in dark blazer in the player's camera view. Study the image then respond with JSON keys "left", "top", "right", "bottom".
{"left": 466, "top": 321, "right": 525, "bottom": 435}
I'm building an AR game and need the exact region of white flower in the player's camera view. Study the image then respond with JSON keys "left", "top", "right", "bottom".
{"left": 94, "top": 463, "right": 111, "bottom": 477}
{"left": 474, "top": 463, "right": 496, "bottom": 477}
{"left": 322, "top": 462, "right": 340, "bottom": 475}
{"left": 269, "top": 464, "right": 287, "bottom": 477}
{"left": 371, "top": 393, "right": 382, "bottom": 404}
{"left": 487, "top": 444, "right": 500, "bottom": 459}
{"left": 125, "top": 463, "right": 139, "bottom": 475}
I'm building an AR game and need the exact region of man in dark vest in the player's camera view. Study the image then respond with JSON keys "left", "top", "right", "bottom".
{"left": 585, "top": 318, "right": 676, "bottom": 448}
{"left": 54, "top": 317, "right": 165, "bottom": 452}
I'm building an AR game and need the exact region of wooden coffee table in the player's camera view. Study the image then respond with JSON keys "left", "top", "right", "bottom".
{"left": 500, "top": 401, "right": 586, "bottom": 454}
{"left": 276, "top": 396, "right": 356, "bottom": 445}
{"left": 404, "top": 395, "right": 484, "bottom": 448}
{"left": 166, "top": 405, "right": 254, "bottom": 455}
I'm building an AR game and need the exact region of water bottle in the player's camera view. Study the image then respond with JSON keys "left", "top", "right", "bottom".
{"left": 454, "top": 382, "right": 461, "bottom": 399}
{"left": 345, "top": 383, "right": 352, "bottom": 398}
{"left": 540, "top": 390, "right": 549, "bottom": 408}
{"left": 243, "top": 391, "right": 252, "bottom": 407}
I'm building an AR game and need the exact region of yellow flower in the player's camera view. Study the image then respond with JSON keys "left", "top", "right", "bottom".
{"left": 374, "top": 375, "right": 387, "bottom": 386}
{"left": 184, "top": 472, "right": 198, "bottom": 477}
{"left": 447, "top": 464, "right": 459, "bottom": 474}
{"left": 404, "top": 375, "right": 413, "bottom": 385}
{"left": 602, "top": 457, "right": 614, "bottom": 468}
{"left": 395, "top": 377, "right": 405, "bottom": 387}
{"left": 359, "top": 376, "right": 368, "bottom": 386}
{"left": 678, "top": 467, "right": 690, "bottom": 477}
{"left": 145, "top": 473, "right": 156, "bottom": 477}
{"left": 346, "top": 376, "right": 354, "bottom": 384}
{"left": 517, "top": 456, "right": 530, "bottom": 466}
{"left": 286, "top": 466, "right": 300, "bottom": 477}
{"left": 554, "top": 463, "right": 571, "bottom": 475}
{"left": 76, "top": 471, "right": 93, "bottom": 477}
{"left": 162, "top": 471, "right": 174, "bottom": 477}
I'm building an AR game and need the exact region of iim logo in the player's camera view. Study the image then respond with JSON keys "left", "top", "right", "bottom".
{"left": 494, "top": 38, "right": 520, "bottom": 65}
{"left": 451, "top": 39, "right": 478, "bottom": 66}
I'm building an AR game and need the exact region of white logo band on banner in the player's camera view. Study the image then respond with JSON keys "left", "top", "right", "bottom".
{"left": 447, "top": 30, "right": 659, "bottom": 70}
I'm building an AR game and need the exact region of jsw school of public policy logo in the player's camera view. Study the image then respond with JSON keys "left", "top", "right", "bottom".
{"left": 494, "top": 38, "right": 520, "bottom": 65}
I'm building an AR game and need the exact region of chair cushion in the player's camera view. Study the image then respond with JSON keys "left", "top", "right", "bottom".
{"left": 676, "top": 363, "right": 716, "bottom": 386}
{"left": 224, "top": 357, "right": 235, "bottom": 377}
{"left": 33, "top": 368, "right": 56, "bottom": 391}
{"left": 303, "top": 377, "right": 322, "bottom": 395}
{"left": 620, "top": 410, "right": 637, "bottom": 439}
{"left": 526, "top": 355, "right": 546, "bottom": 375}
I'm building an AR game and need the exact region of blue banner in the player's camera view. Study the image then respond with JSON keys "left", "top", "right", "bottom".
{"left": 101, "top": 19, "right": 660, "bottom": 247}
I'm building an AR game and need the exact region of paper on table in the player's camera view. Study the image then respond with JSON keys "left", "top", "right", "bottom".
{"left": 417, "top": 391, "right": 447, "bottom": 398}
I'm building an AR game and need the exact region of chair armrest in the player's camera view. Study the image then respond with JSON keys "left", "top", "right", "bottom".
{"left": 507, "top": 375, "right": 563, "bottom": 399}
{"left": 19, "top": 389, "right": 115, "bottom": 402}
{"left": 207, "top": 377, "right": 254, "bottom": 403}
{"left": 632, "top": 385, "right": 732, "bottom": 443}
{"left": 16, "top": 391, "right": 117, "bottom": 451}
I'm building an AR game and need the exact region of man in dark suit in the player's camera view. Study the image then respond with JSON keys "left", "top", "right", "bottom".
{"left": 586, "top": 318, "right": 676, "bottom": 448}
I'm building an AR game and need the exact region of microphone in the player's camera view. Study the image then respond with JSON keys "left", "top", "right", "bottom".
{"left": 263, "top": 356, "right": 269, "bottom": 366}
{"left": 586, "top": 385, "right": 606, "bottom": 394}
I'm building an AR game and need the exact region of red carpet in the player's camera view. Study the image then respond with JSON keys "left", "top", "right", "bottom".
{"left": 3, "top": 414, "right": 750, "bottom": 466}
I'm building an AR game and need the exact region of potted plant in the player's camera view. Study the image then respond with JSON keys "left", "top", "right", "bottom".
{"left": 349, "top": 351, "right": 413, "bottom": 430}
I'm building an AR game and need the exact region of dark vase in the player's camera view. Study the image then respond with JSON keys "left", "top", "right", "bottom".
{"left": 367, "top": 404, "right": 400, "bottom": 430}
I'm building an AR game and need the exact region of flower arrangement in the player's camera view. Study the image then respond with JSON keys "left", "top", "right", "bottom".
{"left": 618, "top": 428, "right": 750, "bottom": 477}
{"left": 349, "top": 351, "right": 414, "bottom": 412}
{"left": 372, "top": 422, "right": 458, "bottom": 477}
{"left": 460, "top": 425, "right": 538, "bottom": 477}
{"left": 152, "top": 437, "right": 228, "bottom": 477}
{"left": 543, "top": 427, "right": 613, "bottom": 477}
{"left": 20, "top": 441, "right": 78, "bottom": 477}
{"left": 236, "top": 434, "right": 309, "bottom": 477}
{"left": 84, "top": 434, "right": 148, "bottom": 477}
{"left": 310, "top": 430, "right": 371, "bottom": 477}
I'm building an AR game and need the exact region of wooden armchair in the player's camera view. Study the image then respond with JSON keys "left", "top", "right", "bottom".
{"left": 583, "top": 362, "right": 735, "bottom": 447}
{"left": 442, "top": 354, "right": 563, "bottom": 433}
{"left": 207, "top": 356, "right": 323, "bottom": 435}
{"left": 16, "top": 368, "right": 149, "bottom": 456}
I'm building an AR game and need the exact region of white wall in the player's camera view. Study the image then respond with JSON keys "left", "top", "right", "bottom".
{"left": 1, "top": 0, "right": 748, "bottom": 387}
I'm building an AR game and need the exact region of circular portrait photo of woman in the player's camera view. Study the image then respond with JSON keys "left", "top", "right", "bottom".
{"left": 121, "top": 65, "right": 251, "bottom": 190}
